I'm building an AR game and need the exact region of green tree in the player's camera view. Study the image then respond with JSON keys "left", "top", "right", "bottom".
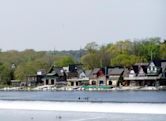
{"left": 84, "top": 42, "right": 98, "bottom": 53}
{"left": 106, "top": 40, "right": 132, "bottom": 61}
{"left": 0, "top": 63, "right": 11, "bottom": 85}
{"left": 14, "top": 60, "right": 49, "bottom": 81}
{"left": 111, "top": 54, "right": 142, "bottom": 67}
{"left": 81, "top": 42, "right": 100, "bottom": 69}
{"left": 160, "top": 41, "right": 166, "bottom": 59}
{"left": 54, "top": 56, "right": 75, "bottom": 67}
{"left": 139, "top": 37, "right": 160, "bottom": 61}
{"left": 81, "top": 53, "right": 100, "bottom": 69}
{"left": 99, "top": 45, "right": 111, "bottom": 67}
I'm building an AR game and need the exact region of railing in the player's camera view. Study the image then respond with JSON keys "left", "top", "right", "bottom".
{"left": 124, "top": 76, "right": 160, "bottom": 80}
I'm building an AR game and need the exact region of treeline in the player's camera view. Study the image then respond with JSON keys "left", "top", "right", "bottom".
{"left": 0, "top": 49, "right": 76, "bottom": 85}
{"left": 0, "top": 37, "right": 165, "bottom": 85}
{"left": 81, "top": 37, "right": 166, "bottom": 69}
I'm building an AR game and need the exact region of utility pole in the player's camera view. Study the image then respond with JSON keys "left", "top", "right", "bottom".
{"left": 79, "top": 46, "right": 81, "bottom": 63}
{"left": 150, "top": 50, "right": 153, "bottom": 61}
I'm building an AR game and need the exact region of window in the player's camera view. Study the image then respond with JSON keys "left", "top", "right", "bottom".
{"left": 51, "top": 79, "right": 54, "bottom": 85}
{"left": 71, "top": 82, "right": 74, "bottom": 86}
{"left": 99, "top": 80, "right": 104, "bottom": 85}
{"left": 109, "top": 81, "right": 112, "bottom": 85}
{"left": 76, "top": 82, "right": 79, "bottom": 86}
{"left": 92, "top": 81, "right": 96, "bottom": 85}
{"left": 46, "top": 79, "right": 49, "bottom": 85}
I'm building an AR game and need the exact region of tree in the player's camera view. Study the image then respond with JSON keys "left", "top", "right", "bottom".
{"left": 160, "top": 41, "right": 166, "bottom": 59}
{"left": 99, "top": 45, "right": 111, "bottom": 67}
{"left": 81, "top": 42, "right": 100, "bottom": 69}
{"left": 0, "top": 63, "right": 11, "bottom": 85}
{"left": 54, "top": 56, "right": 75, "bottom": 67}
{"left": 14, "top": 60, "right": 49, "bottom": 81}
{"left": 116, "top": 40, "right": 133, "bottom": 54}
{"left": 139, "top": 37, "right": 160, "bottom": 61}
{"left": 84, "top": 42, "right": 98, "bottom": 53}
{"left": 81, "top": 53, "right": 100, "bottom": 69}
{"left": 106, "top": 40, "right": 133, "bottom": 60}
{"left": 111, "top": 54, "right": 141, "bottom": 67}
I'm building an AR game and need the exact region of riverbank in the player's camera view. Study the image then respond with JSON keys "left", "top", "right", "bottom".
{"left": 1, "top": 85, "right": 166, "bottom": 91}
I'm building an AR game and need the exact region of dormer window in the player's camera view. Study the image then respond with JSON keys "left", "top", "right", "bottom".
{"left": 147, "top": 68, "right": 150, "bottom": 72}
{"left": 129, "top": 70, "right": 136, "bottom": 77}
{"left": 155, "top": 67, "right": 157, "bottom": 71}
{"left": 147, "top": 61, "right": 160, "bottom": 75}
{"left": 153, "top": 67, "right": 155, "bottom": 71}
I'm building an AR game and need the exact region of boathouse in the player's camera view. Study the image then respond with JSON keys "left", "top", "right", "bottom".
{"left": 123, "top": 61, "right": 166, "bottom": 86}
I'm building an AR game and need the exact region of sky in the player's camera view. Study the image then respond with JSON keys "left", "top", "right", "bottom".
{"left": 0, "top": 0, "right": 165, "bottom": 51}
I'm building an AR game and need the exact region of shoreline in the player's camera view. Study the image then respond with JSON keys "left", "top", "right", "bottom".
{"left": 1, "top": 85, "right": 166, "bottom": 91}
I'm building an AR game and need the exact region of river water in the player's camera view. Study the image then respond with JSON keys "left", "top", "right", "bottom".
{"left": 1, "top": 90, "right": 166, "bottom": 103}
{"left": 0, "top": 90, "right": 166, "bottom": 121}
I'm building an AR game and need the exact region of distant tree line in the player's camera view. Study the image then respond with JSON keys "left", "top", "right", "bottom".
{"left": 81, "top": 37, "right": 166, "bottom": 69}
{"left": 0, "top": 37, "right": 165, "bottom": 85}
{"left": 0, "top": 49, "right": 75, "bottom": 85}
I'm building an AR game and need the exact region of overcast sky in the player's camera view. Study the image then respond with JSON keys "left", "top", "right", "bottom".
{"left": 0, "top": 0, "right": 165, "bottom": 51}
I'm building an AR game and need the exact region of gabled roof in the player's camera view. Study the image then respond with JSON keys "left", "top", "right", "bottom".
{"left": 92, "top": 68, "right": 100, "bottom": 74}
{"left": 153, "top": 60, "right": 161, "bottom": 67}
{"left": 133, "top": 64, "right": 147, "bottom": 74}
{"left": 89, "top": 68, "right": 101, "bottom": 78}
{"left": 132, "top": 66, "right": 139, "bottom": 74}
{"left": 138, "top": 67, "right": 146, "bottom": 76}
{"left": 161, "top": 62, "right": 166, "bottom": 72}
{"left": 148, "top": 60, "right": 166, "bottom": 68}
{"left": 53, "top": 68, "right": 64, "bottom": 75}
{"left": 109, "top": 68, "right": 124, "bottom": 75}
{"left": 77, "top": 69, "right": 84, "bottom": 75}
{"left": 69, "top": 64, "right": 83, "bottom": 72}
{"left": 85, "top": 70, "right": 92, "bottom": 77}
{"left": 47, "top": 66, "right": 64, "bottom": 76}
{"left": 123, "top": 68, "right": 130, "bottom": 77}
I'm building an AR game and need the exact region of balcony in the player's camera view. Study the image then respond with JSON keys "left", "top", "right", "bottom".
{"left": 124, "top": 76, "right": 161, "bottom": 81}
